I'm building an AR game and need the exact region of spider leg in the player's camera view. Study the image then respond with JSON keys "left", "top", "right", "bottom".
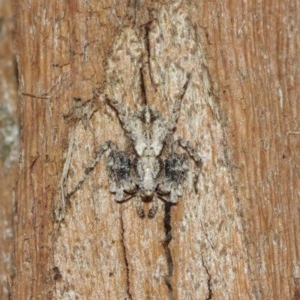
{"left": 66, "top": 140, "right": 117, "bottom": 198}
{"left": 113, "top": 193, "right": 136, "bottom": 203}
{"left": 90, "top": 141, "right": 118, "bottom": 173}
{"left": 177, "top": 137, "right": 202, "bottom": 193}
{"left": 157, "top": 194, "right": 168, "bottom": 202}
{"left": 177, "top": 138, "right": 202, "bottom": 168}
{"left": 105, "top": 95, "right": 129, "bottom": 125}
{"left": 158, "top": 185, "right": 181, "bottom": 204}
{"left": 168, "top": 74, "right": 191, "bottom": 130}
{"left": 114, "top": 192, "right": 146, "bottom": 218}
{"left": 157, "top": 194, "right": 175, "bottom": 204}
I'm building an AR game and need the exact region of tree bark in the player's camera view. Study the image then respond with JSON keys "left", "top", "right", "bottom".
{"left": 12, "top": 1, "right": 300, "bottom": 299}
{"left": 0, "top": 1, "right": 19, "bottom": 299}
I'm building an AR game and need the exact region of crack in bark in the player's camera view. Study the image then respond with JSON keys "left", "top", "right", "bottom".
{"left": 202, "top": 256, "right": 213, "bottom": 300}
{"left": 120, "top": 215, "right": 132, "bottom": 300}
{"left": 163, "top": 203, "right": 174, "bottom": 300}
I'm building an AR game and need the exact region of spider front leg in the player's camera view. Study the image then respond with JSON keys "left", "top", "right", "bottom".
{"left": 177, "top": 138, "right": 202, "bottom": 193}
{"left": 168, "top": 74, "right": 191, "bottom": 130}
{"left": 105, "top": 95, "right": 129, "bottom": 125}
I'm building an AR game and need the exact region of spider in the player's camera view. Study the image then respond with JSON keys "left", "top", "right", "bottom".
{"left": 84, "top": 71, "right": 202, "bottom": 218}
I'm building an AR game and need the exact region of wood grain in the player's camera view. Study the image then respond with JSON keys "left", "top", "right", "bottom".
{"left": 0, "top": 1, "right": 18, "bottom": 299}
{"left": 12, "top": 1, "right": 300, "bottom": 299}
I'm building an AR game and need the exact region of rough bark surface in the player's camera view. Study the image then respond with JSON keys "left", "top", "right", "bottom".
{"left": 0, "top": 1, "right": 19, "bottom": 299}
{"left": 12, "top": 1, "right": 299, "bottom": 300}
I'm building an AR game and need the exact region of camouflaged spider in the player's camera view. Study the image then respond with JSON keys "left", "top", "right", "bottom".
{"left": 87, "top": 73, "right": 202, "bottom": 218}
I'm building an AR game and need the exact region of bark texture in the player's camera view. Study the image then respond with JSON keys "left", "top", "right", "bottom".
{"left": 13, "top": 1, "right": 300, "bottom": 299}
{"left": 0, "top": 1, "right": 18, "bottom": 298}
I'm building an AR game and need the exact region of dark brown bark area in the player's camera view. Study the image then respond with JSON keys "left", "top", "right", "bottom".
{"left": 12, "top": 1, "right": 300, "bottom": 299}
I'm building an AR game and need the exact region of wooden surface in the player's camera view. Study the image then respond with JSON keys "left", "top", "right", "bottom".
{"left": 0, "top": 1, "right": 18, "bottom": 298}
{"left": 11, "top": 1, "right": 300, "bottom": 299}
